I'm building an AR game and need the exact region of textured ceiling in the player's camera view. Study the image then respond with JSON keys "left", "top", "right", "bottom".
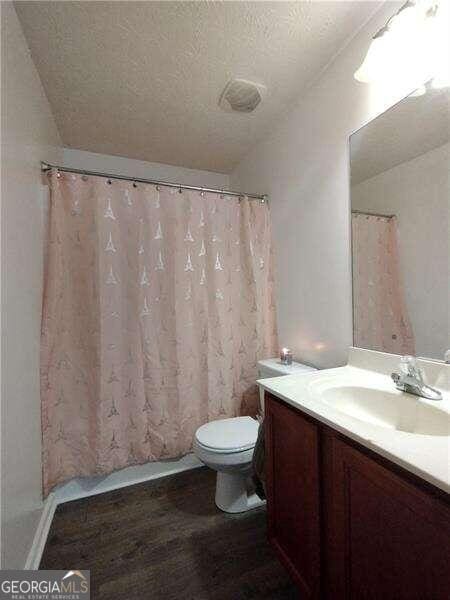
{"left": 351, "top": 86, "right": 450, "bottom": 184}
{"left": 16, "top": 1, "right": 382, "bottom": 173}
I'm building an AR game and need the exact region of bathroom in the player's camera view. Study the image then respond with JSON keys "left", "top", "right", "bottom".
{"left": 1, "top": 0, "right": 448, "bottom": 598}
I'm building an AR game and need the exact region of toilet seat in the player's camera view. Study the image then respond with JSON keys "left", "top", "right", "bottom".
{"left": 195, "top": 416, "right": 258, "bottom": 454}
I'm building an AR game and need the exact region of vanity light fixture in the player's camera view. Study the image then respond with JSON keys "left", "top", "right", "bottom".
{"left": 354, "top": 0, "right": 448, "bottom": 88}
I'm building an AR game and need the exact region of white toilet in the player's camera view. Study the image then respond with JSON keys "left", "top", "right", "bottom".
{"left": 193, "top": 358, "right": 317, "bottom": 513}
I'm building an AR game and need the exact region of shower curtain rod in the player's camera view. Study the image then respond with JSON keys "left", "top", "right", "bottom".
{"left": 352, "top": 209, "right": 395, "bottom": 219}
{"left": 41, "top": 162, "right": 268, "bottom": 202}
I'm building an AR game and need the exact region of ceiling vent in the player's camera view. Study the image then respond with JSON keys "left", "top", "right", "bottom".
{"left": 219, "top": 79, "right": 266, "bottom": 113}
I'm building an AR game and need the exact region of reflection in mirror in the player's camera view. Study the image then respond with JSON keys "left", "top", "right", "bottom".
{"left": 350, "top": 82, "right": 449, "bottom": 361}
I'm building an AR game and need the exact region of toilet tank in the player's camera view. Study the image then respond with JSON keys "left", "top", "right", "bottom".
{"left": 256, "top": 358, "right": 317, "bottom": 414}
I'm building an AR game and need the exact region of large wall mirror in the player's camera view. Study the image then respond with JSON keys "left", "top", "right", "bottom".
{"left": 350, "top": 83, "right": 449, "bottom": 361}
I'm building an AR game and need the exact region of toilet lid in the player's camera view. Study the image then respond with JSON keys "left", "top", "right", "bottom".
{"left": 195, "top": 416, "right": 259, "bottom": 453}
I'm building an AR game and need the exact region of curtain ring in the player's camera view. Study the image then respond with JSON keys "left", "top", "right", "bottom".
{"left": 133, "top": 181, "right": 138, "bottom": 188}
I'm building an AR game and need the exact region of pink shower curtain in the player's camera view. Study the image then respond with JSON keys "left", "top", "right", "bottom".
{"left": 41, "top": 171, "right": 278, "bottom": 495}
{"left": 352, "top": 213, "right": 415, "bottom": 355}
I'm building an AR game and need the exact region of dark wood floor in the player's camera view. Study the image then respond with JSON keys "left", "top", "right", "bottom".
{"left": 41, "top": 467, "right": 297, "bottom": 599}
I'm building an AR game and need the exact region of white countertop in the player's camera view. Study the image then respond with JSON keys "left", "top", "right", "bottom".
{"left": 258, "top": 348, "right": 450, "bottom": 494}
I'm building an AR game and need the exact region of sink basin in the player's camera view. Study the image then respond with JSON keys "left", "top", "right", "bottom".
{"left": 320, "top": 386, "right": 449, "bottom": 436}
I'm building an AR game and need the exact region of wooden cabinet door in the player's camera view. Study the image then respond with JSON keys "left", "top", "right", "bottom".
{"left": 323, "top": 432, "right": 450, "bottom": 600}
{"left": 265, "top": 393, "right": 321, "bottom": 599}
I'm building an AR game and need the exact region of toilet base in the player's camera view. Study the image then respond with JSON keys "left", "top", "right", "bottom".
{"left": 215, "top": 471, "right": 266, "bottom": 514}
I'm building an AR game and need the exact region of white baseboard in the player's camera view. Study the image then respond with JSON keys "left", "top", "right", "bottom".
{"left": 24, "top": 493, "right": 58, "bottom": 570}
{"left": 54, "top": 453, "right": 203, "bottom": 504}
{"left": 24, "top": 454, "right": 202, "bottom": 569}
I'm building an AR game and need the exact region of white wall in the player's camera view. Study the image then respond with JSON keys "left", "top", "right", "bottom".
{"left": 0, "top": 2, "right": 62, "bottom": 568}
{"left": 231, "top": 2, "right": 428, "bottom": 369}
{"left": 352, "top": 143, "right": 450, "bottom": 361}
{"left": 62, "top": 148, "right": 230, "bottom": 190}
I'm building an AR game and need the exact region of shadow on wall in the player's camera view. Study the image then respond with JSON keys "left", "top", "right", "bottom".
{"left": 240, "top": 384, "right": 260, "bottom": 417}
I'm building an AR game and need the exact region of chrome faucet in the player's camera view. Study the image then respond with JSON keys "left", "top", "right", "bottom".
{"left": 391, "top": 356, "right": 442, "bottom": 401}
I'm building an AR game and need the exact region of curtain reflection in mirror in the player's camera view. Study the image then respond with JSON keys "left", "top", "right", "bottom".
{"left": 352, "top": 213, "right": 415, "bottom": 355}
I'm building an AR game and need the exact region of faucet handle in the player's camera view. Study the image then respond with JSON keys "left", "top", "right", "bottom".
{"left": 400, "top": 355, "right": 415, "bottom": 373}
{"left": 400, "top": 355, "right": 423, "bottom": 381}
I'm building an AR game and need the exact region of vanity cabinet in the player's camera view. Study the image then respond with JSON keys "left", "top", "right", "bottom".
{"left": 265, "top": 394, "right": 321, "bottom": 598}
{"left": 323, "top": 431, "right": 450, "bottom": 599}
{"left": 265, "top": 392, "right": 450, "bottom": 600}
